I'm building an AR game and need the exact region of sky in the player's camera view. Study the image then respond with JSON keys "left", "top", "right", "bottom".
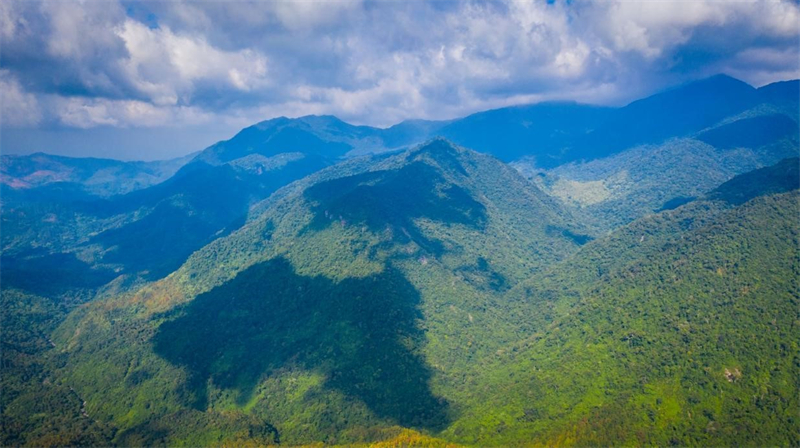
{"left": 1, "top": 0, "right": 799, "bottom": 161}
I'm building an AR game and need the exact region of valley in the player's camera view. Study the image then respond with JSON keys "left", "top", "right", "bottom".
{"left": 1, "top": 75, "right": 798, "bottom": 447}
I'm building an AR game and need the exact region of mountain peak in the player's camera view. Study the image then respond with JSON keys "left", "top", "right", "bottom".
{"left": 409, "top": 137, "right": 461, "bottom": 154}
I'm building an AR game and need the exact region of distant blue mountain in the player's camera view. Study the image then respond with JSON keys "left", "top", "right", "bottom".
{"left": 188, "top": 74, "right": 798, "bottom": 169}
{"left": 1, "top": 152, "right": 195, "bottom": 199}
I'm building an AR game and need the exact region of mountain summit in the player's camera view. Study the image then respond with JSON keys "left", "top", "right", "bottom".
{"left": 52, "top": 139, "right": 590, "bottom": 445}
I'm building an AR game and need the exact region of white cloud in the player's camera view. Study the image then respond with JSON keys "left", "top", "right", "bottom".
{"left": 0, "top": 70, "right": 42, "bottom": 127}
{"left": 115, "top": 19, "right": 268, "bottom": 105}
{"left": 1, "top": 0, "right": 798, "bottom": 134}
{"left": 273, "top": 0, "right": 362, "bottom": 31}
{"left": 589, "top": 1, "right": 800, "bottom": 59}
{"left": 53, "top": 96, "right": 216, "bottom": 129}
{"left": 0, "top": 0, "right": 22, "bottom": 40}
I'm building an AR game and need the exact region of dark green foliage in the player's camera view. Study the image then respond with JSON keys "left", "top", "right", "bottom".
{"left": 0, "top": 289, "right": 113, "bottom": 446}
{"left": 545, "top": 225, "right": 594, "bottom": 245}
{"left": 707, "top": 157, "right": 799, "bottom": 205}
{"left": 0, "top": 252, "right": 117, "bottom": 297}
{"left": 697, "top": 114, "right": 798, "bottom": 149}
{"left": 304, "top": 161, "right": 486, "bottom": 255}
{"left": 154, "top": 257, "right": 450, "bottom": 430}
{"left": 657, "top": 196, "right": 696, "bottom": 212}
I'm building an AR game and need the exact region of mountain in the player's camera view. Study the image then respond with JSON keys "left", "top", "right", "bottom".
{"left": 1, "top": 148, "right": 331, "bottom": 297}
{"left": 707, "top": 157, "right": 800, "bottom": 204}
{"left": 515, "top": 79, "right": 798, "bottom": 229}
{"left": 1, "top": 75, "right": 799, "bottom": 447}
{"left": 194, "top": 115, "right": 398, "bottom": 166}
{"left": 433, "top": 102, "right": 612, "bottom": 165}
{"left": 523, "top": 131, "right": 797, "bottom": 229}
{"left": 757, "top": 79, "right": 799, "bottom": 105}
{"left": 0, "top": 152, "right": 195, "bottom": 200}
{"left": 440, "top": 158, "right": 799, "bottom": 446}
{"left": 592, "top": 75, "right": 761, "bottom": 153}
{"left": 41, "top": 140, "right": 588, "bottom": 446}
{"left": 433, "top": 75, "right": 783, "bottom": 167}
{"left": 6, "top": 148, "right": 796, "bottom": 448}
{"left": 3, "top": 74, "right": 794, "bottom": 211}
{"left": 181, "top": 74, "right": 800, "bottom": 172}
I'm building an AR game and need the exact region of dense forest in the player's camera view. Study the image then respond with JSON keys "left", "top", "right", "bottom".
{"left": 1, "top": 75, "right": 798, "bottom": 446}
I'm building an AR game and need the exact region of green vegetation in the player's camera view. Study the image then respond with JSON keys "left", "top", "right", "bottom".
{"left": 46, "top": 140, "right": 586, "bottom": 445}
{"left": 1, "top": 75, "right": 798, "bottom": 446}
{"left": 25, "top": 142, "right": 792, "bottom": 446}
{"left": 445, "top": 189, "right": 799, "bottom": 446}
{"left": 522, "top": 133, "right": 798, "bottom": 229}
{"left": 0, "top": 288, "right": 113, "bottom": 446}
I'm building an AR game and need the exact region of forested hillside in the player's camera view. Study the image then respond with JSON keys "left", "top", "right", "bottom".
{"left": 22, "top": 140, "right": 583, "bottom": 445}
{"left": 1, "top": 74, "right": 797, "bottom": 447}
{"left": 443, "top": 160, "right": 800, "bottom": 446}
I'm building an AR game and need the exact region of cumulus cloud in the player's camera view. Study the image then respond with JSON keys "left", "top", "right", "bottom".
{"left": 0, "top": 70, "right": 42, "bottom": 127}
{"left": 52, "top": 96, "right": 215, "bottom": 129}
{"left": 115, "top": 19, "right": 268, "bottom": 105}
{"left": 0, "top": 0, "right": 798, "bottom": 140}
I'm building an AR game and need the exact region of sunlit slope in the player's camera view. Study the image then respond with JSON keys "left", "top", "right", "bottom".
{"left": 51, "top": 139, "right": 586, "bottom": 445}
{"left": 445, "top": 159, "right": 800, "bottom": 446}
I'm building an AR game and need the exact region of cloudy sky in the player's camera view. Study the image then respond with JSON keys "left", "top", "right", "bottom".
{"left": 1, "top": 0, "right": 799, "bottom": 160}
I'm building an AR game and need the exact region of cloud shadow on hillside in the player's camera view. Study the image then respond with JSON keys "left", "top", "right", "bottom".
{"left": 152, "top": 257, "right": 450, "bottom": 431}
{"left": 302, "top": 161, "right": 486, "bottom": 256}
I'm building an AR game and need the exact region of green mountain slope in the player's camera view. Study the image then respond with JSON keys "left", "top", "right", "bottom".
{"left": 1, "top": 74, "right": 798, "bottom": 447}
{"left": 0, "top": 288, "right": 114, "bottom": 446}
{"left": 1, "top": 150, "right": 331, "bottom": 297}
{"left": 443, "top": 159, "right": 799, "bottom": 446}
{"left": 522, "top": 115, "right": 797, "bottom": 229}
{"left": 46, "top": 140, "right": 587, "bottom": 446}
{"left": 3, "top": 148, "right": 797, "bottom": 447}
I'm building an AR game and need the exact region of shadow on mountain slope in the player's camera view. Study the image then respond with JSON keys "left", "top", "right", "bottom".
{"left": 0, "top": 251, "right": 118, "bottom": 297}
{"left": 152, "top": 257, "right": 450, "bottom": 431}
{"left": 302, "top": 161, "right": 486, "bottom": 255}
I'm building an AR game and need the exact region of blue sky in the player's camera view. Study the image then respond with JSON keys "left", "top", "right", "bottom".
{"left": 1, "top": 0, "right": 799, "bottom": 160}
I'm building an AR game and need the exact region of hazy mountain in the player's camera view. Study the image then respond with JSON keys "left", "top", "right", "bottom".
{"left": 182, "top": 74, "right": 800, "bottom": 170}
{"left": 432, "top": 74, "right": 787, "bottom": 167}
{"left": 4, "top": 74, "right": 793, "bottom": 208}
{"left": 1, "top": 150, "right": 329, "bottom": 296}
{"left": 0, "top": 152, "right": 195, "bottom": 200}
{"left": 515, "top": 81, "right": 798, "bottom": 229}
{"left": 757, "top": 79, "right": 799, "bottom": 105}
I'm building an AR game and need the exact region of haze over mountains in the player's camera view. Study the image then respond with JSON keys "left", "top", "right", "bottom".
{"left": 1, "top": 74, "right": 799, "bottom": 447}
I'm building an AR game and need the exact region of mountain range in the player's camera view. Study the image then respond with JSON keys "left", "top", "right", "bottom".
{"left": 1, "top": 74, "right": 798, "bottom": 447}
